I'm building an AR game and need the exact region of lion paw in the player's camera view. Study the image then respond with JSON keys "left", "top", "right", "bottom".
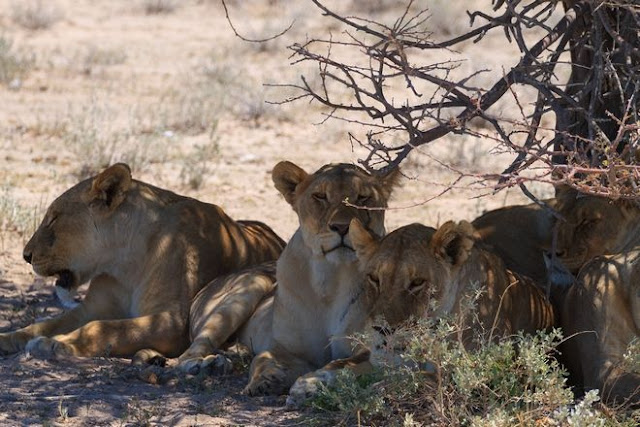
{"left": 132, "top": 349, "right": 167, "bottom": 366}
{"left": 286, "top": 369, "right": 335, "bottom": 409}
{"left": 178, "top": 354, "right": 233, "bottom": 376}
{"left": 25, "top": 336, "right": 75, "bottom": 359}
{"left": 244, "top": 365, "right": 290, "bottom": 396}
{"left": 0, "top": 331, "right": 30, "bottom": 355}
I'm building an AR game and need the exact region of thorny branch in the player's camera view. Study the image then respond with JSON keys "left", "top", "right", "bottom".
{"left": 270, "top": 0, "right": 640, "bottom": 200}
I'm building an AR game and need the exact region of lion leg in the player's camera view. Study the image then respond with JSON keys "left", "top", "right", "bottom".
{"left": 26, "top": 311, "right": 188, "bottom": 359}
{"left": 0, "top": 305, "right": 91, "bottom": 355}
{"left": 562, "top": 260, "right": 640, "bottom": 405}
{"left": 244, "top": 348, "right": 314, "bottom": 396}
{"left": 286, "top": 348, "right": 372, "bottom": 408}
{"left": 178, "top": 271, "right": 275, "bottom": 375}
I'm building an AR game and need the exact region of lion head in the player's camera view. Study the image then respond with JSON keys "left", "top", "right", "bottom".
{"left": 272, "top": 161, "right": 399, "bottom": 264}
{"left": 555, "top": 187, "right": 640, "bottom": 272}
{"left": 350, "top": 219, "right": 476, "bottom": 326}
{"left": 22, "top": 163, "right": 135, "bottom": 295}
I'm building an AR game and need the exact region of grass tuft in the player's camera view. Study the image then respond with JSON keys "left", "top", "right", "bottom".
{"left": 11, "top": 0, "right": 63, "bottom": 31}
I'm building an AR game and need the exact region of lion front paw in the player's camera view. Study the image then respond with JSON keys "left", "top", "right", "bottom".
{"left": 286, "top": 369, "right": 335, "bottom": 409}
{"left": 0, "top": 331, "right": 31, "bottom": 355}
{"left": 25, "top": 336, "right": 76, "bottom": 359}
{"left": 245, "top": 363, "right": 290, "bottom": 396}
{"left": 132, "top": 349, "right": 167, "bottom": 367}
{"left": 178, "top": 353, "right": 233, "bottom": 376}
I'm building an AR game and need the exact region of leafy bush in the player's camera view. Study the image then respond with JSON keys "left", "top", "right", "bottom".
{"left": 310, "top": 312, "right": 639, "bottom": 425}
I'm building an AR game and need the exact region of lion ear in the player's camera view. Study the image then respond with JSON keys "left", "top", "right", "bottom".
{"left": 272, "top": 161, "right": 309, "bottom": 206}
{"left": 377, "top": 167, "right": 402, "bottom": 201}
{"left": 431, "top": 221, "right": 475, "bottom": 267}
{"left": 89, "top": 163, "right": 132, "bottom": 210}
{"left": 349, "top": 218, "right": 379, "bottom": 263}
{"left": 554, "top": 184, "right": 577, "bottom": 202}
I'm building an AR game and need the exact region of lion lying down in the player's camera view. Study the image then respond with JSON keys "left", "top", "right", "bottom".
{"left": 1, "top": 163, "right": 285, "bottom": 361}
{"left": 552, "top": 188, "right": 640, "bottom": 406}
{"left": 282, "top": 219, "right": 557, "bottom": 406}
{"left": 472, "top": 199, "right": 558, "bottom": 286}
{"left": 350, "top": 219, "right": 556, "bottom": 341}
{"left": 171, "top": 160, "right": 399, "bottom": 399}
{"left": 561, "top": 250, "right": 640, "bottom": 407}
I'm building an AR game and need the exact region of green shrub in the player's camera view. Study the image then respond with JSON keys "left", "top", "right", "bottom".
{"left": 309, "top": 310, "right": 640, "bottom": 426}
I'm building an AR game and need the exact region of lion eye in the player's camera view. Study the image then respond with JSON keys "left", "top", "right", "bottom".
{"left": 407, "top": 278, "right": 426, "bottom": 295}
{"left": 580, "top": 218, "right": 598, "bottom": 227}
{"left": 312, "top": 192, "right": 327, "bottom": 202}
{"left": 367, "top": 273, "right": 381, "bottom": 292}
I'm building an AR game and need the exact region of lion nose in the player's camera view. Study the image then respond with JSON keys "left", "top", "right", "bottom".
{"left": 330, "top": 223, "right": 350, "bottom": 237}
{"left": 23, "top": 251, "right": 33, "bottom": 264}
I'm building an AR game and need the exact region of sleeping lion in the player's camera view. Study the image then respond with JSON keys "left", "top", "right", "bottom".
{"left": 1, "top": 163, "right": 285, "bottom": 361}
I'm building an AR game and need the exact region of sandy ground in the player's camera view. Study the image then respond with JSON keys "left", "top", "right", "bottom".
{"left": 0, "top": 1, "right": 557, "bottom": 425}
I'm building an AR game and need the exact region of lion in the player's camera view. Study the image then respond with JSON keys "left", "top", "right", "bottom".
{"left": 284, "top": 219, "right": 556, "bottom": 407}
{"left": 242, "top": 160, "right": 399, "bottom": 398}
{"left": 472, "top": 199, "right": 558, "bottom": 285}
{"left": 554, "top": 186, "right": 640, "bottom": 272}
{"left": 560, "top": 250, "right": 640, "bottom": 406}
{"left": 550, "top": 187, "right": 640, "bottom": 406}
{"left": 1, "top": 163, "right": 285, "bottom": 361}
{"left": 349, "top": 219, "right": 556, "bottom": 341}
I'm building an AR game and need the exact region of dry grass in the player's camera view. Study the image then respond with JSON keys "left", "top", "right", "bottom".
{"left": 11, "top": 0, "right": 63, "bottom": 30}
{"left": 141, "top": 0, "right": 177, "bottom": 15}
{"left": 0, "top": 36, "right": 33, "bottom": 86}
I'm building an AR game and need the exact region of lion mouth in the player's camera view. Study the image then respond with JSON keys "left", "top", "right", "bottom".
{"left": 55, "top": 270, "right": 77, "bottom": 290}
{"left": 322, "top": 243, "right": 354, "bottom": 255}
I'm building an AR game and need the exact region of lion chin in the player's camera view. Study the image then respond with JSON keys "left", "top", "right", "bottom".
{"left": 323, "top": 245, "right": 357, "bottom": 264}
{"left": 55, "top": 286, "right": 80, "bottom": 310}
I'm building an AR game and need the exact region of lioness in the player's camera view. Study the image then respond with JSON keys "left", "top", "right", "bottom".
{"left": 286, "top": 219, "right": 557, "bottom": 406}
{"left": 1, "top": 163, "right": 285, "bottom": 360}
{"left": 551, "top": 187, "right": 640, "bottom": 405}
{"left": 472, "top": 199, "right": 558, "bottom": 285}
{"left": 243, "top": 161, "right": 399, "bottom": 397}
{"left": 349, "top": 219, "right": 556, "bottom": 341}
{"left": 560, "top": 250, "right": 640, "bottom": 406}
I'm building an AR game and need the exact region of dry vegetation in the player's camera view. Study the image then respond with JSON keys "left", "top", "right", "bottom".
{"left": 3, "top": 0, "right": 634, "bottom": 425}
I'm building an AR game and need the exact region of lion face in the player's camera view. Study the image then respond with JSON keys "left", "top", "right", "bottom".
{"left": 350, "top": 220, "right": 475, "bottom": 326}
{"left": 555, "top": 188, "right": 640, "bottom": 272}
{"left": 22, "top": 163, "right": 133, "bottom": 292}
{"left": 272, "top": 161, "right": 398, "bottom": 264}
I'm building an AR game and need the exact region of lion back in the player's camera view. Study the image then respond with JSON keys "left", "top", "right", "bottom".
{"left": 237, "top": 220, "right": 287, "bottom": 264}
{"left": 476, "top": 250, "right": 556, "bottom": 337}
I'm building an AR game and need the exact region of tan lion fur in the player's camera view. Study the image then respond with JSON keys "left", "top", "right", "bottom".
{"left": 472, "top": 199, "right": 558, "bottom": 285}
{"left": 244, "top": 161, "right": 399, "bottom": 397}
{"left": 1, "top": 163, "right": 285, "bottom": 360}
{"left": 350, "top": 220, "right": 556, "bottom": 342}
{"left": 555, "top": 186, "right": 640, "bottom": 272}
{"left": 552, "top": 187, "right": 640, "bottom": 407}
{"left": 561, "top": 250, "right": 640, "bottom": 407}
